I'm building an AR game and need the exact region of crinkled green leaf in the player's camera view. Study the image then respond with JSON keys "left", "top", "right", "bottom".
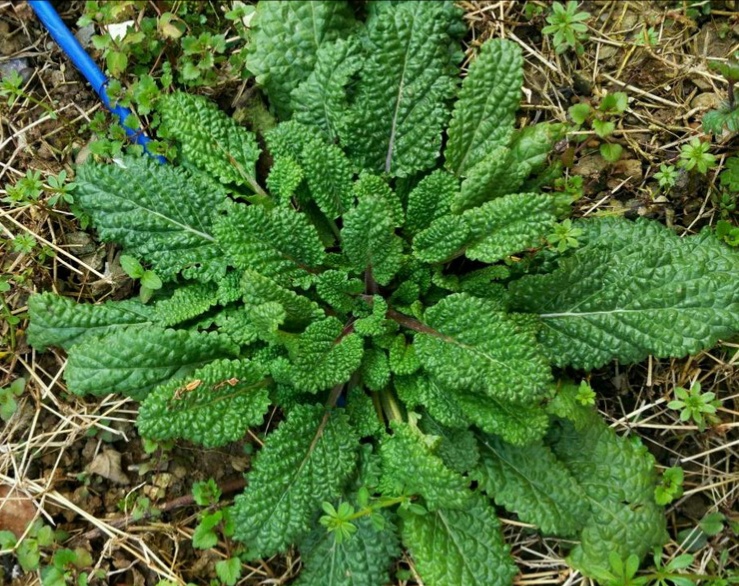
{"left": 415, "top": 194, "right": 555, "bottom": 264}
{"left": 315, "top": 270, "right": 363, "bottom": 314}
{"left": 159, "top": 92, "right": 261, "bottom": 192}
{"left": 75, "top": 157, "right": 226, "bottom": 282}
{"left": 415, "top": 294, "right": 551, "bottom": 404}
{"left": 418, "top": 415, "right": 479, "bottom": 475}
{"left": 297, "top": 513, "right": 399, "bottom": 586}
{"left": 138, "top": 359, "right": 270, "bottom": 447}
{"left": 380, "top": 420, "right": 470, "bottom": 510}
{"left": 247, "top": 1, "right": 356, "bottom": 118}
{"left": 405, "top": 170, "right": 459, "bottom": 234}
{"left": 510, "top": 219, "right": 739, "bottom": 369}
{"left": 241, "top": 270, "right": 322, "bottom": 332}
{"left": 65, "top": 327, "right": 238, "bottom": 400}
{"left": 508, "top": 122, "right": 566, "bottom": 173}
{"left": 345, "top": 387, "right": 382, "bottom": 438}
{"left": 474, "top": 435, "right": 589, "bottom": 536}
{"left": 301, "top": 138, "right": 354, "bottom": 219}
{"left": 445, "top": 39, "right": 523, "bottom": 175}
{"left": 272, "top": 317, "right": 364, "bottom": 393}
{"left": 455, "top": 391, "right": 550, "bottom": 446}
{"left": 342, "top": 193, "right": 404, "bottom": 285}
{"left": 547, "top": 410, "right": 668, "bottom": 577}
{"left": 394, "top": 375, "right": 468, "bottom": 429}
{"left": 214, "top": 202, "right": 326, "bottom": 287}
{"left": 266, "top": 156, "right": 304, "bottom": 202}
{"left": 402, "top": 495, "right": 517, "bottom": 586}
{"left": 360, "top": 348, "right": 390, "bottom": 391}
{"left": 233, "top": 405, "right": 359, "bottom": 558}
{"left": 343, "top": 1, "right": 461, "bottom": 176}
{"left": 292, "top": 37, "right": 363, "bottom": 141}
{"left": 412, "top": 214, "right": 470, "bottom": 264}
{"left": 463, "top": 193, "right": 556, "bottom": 263}
{"left": 27, "top": 293, "right": 155, "bottom": 351}
{"left": 451, "top": 147, "right": 529, "bottom": 213}
{"left": 152, "top": 282, "right": 219, "bottom": 327}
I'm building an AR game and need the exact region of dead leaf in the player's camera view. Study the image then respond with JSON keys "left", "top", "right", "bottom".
{"left": 87, "top": 449, "right": 130, "bottom": 485}
{"left": 0, "top": 484, "right": 36, "bottom": 538}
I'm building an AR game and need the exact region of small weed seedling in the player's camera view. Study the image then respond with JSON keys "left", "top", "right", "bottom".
{"left": 542, "top": 1, "right": 591, "bottom": 56}
{"left": 667, "top": 381, "right": 721, "bottom": 431}
{"left": 678, "top": 138, "right": 716, "bottom": 175}
{"left": 569, "top": 91, "right": 629, "bottom": 162}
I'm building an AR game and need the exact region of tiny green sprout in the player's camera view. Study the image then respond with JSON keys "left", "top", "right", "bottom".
{"left": 568, "top": 102, "right": 592, "bottom": 126}
{"left": 547, "top": 218, "right": 583, "bottom": 252}
{"left": 541, "top": 1, "right": 590, "bottom": 55}
{"left": 654, "top": 466, "right": 684, "bottom": 506}
{"left": 320, "top": 501, "right": 358, "bottom": 543}
{"left": 46, "top": 171, "right": 76, "bottom": 207}
{"left": 575, "top": 380, "right": 596, "bottom": 406}
{"left": 192, "top": 478, "right": 222, "bottom": 507}
{"left": 654, "top": 164, "right": 678, "bottom": 190}
{"left": 716, "top": 220, "right": 739, "bottom": 247}
{"left": 635, "top": 26, "right": 659, "bottom": 47}
{"left": 0, "top": 377, "right": 26, "bottom": 422}
{"left": 598, "top": 92, "right": 629, "bottom": 116}
{"left": 667, "top": 381, "right": 721, "bottom": 431}
{"left": 599, "top": 142, "right": 623, "bottom": 163}
{"left": 4, "top": 169, "right": 44, "bottom": 204}
{"left": 649, "top": 548, "right": 696, "bottom": 586}
{"left": 215, "top": 557, "right": 242, "bottom": 586}
{"left": 678, "top": 138, "right": 716, "bottom": 174}
{"left": 12, "top": 233, "right": 37, "bottom": 255}
{"left": 119, "top": 254, "right": 163, "bottom": 303}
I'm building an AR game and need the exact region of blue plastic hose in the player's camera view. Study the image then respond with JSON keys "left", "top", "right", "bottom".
{"left": 29, "top": 0, "right": 165, "bottom": 162}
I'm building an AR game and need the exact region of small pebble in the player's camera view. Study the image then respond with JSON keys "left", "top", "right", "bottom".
{"left": 0, "top": 57, "right": 33, "bottom": 84}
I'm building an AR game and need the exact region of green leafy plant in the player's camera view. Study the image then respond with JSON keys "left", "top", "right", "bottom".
{"left": 26, "top": 2, "right": 739, "bottom": 585}
{"left": 190, "top": 479, "right": 243, "bottom": 585}
{"left": 0, "top": 377, "right": 26, "bottom": 422}
{"left": 654, "top": 467, "right": 684, "bottom": 506}
{"left": 119, "top": 254, "right": 163, "bottom": 303}
{"left": 542, "top": 1, "right": 591, "bottom": 55}
{"left": 654, "top": 164, "right": 679, "bottom": 191}
{"left": 0, "top": 519, "right": 60, "bottom": 579}
{"left": 678, "top": 138, "right": 716, "bottom": 174}
{"left": 667, "top": 381, "right": 721, "bottom": 431}
{"left": 569, "top": 91, "right": 628, "bottom": 162}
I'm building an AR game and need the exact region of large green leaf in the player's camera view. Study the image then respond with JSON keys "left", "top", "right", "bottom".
{"left": 547, "top": 410, "right": 668, "bottom": 577}
{"left": 27, "top": 293, "right": 155, "bottom": 351}
{"left": 341, "top": 193, "right": 404, "bottom": 285}
{"left": 65, "top": 328, "right": 238, "bottom": 400}
{"left": 402, "top": 495, "right": 517, "bottom": 586}
{"left": 445, "top": 39, "right": 523, "bottom": 175}
{"left": 474, "top": 435, "right": 589, "bottom": 536}
{"left": 415, "top": 294, "right": 551, "bottom": 404}
{"left": 291, "top": 37, "right": 363, "bottom": 141}
{"left": 138, "top": 359, "right": 270, "bottom": 447}
{"left": 342, "top": 1, "right": 462, "bottom": 176}
{"left": 247, "top": 0, "right": 357, "bottom": 118}
{"left": 380, "top": 420, "right": 470, "bottom": 510}
{"left": 214, "top": 202, "right": 326, "bottom": 288}
{"left": 510, "top": 219, "right": 739, "bottom": 369}
{"left": 75, "top": 157, "right": 226, "bottom": 282}
{"left": 158, "top": 92, "right": 261, "bottom": 192}
{"left": 232, "top": 405, "right": 359, "bottom": 559}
